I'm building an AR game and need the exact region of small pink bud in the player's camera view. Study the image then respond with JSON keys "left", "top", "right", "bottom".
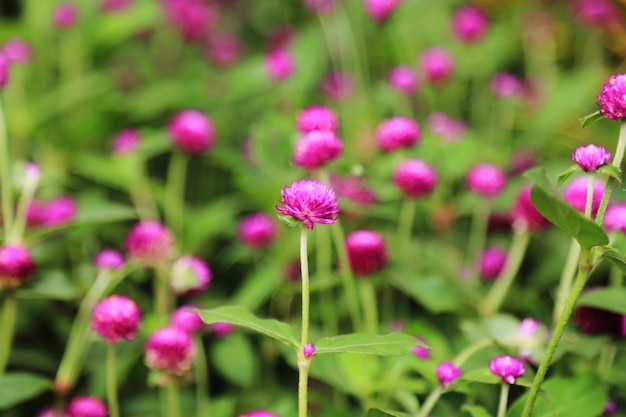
{"left": 436, "top": 361, "right": 461, "bottom": 388}
{"left": 376, "top": 116, "right": 420, "bottom": 153}
{"left": 303, "top": 342, "right": 315, "bottom": 357}
{"left": 91, "top": 295, "right": 141, "bottom": 344}
{"left": 0, "top": 245, "right": 36, "bottom": 289}
{"left": 387, "top": 65, "right": 418, "bottom": 95}
{"left": 393, "top": 159, "right": 437, "bottom": 198}
{"left": 345, "top": 230, "right": 388, "bottom": 276}
{"left": 478, "top": 246, "right": 507, "bottom": 280}
{"left": 489, "top": 355, "right": 526, "bottom": 384}
{"left": 211, "top": 322, "right": 235, "bottom": 337}
{"left": 491, "top": 73, "right": 523, "bottom": 99}
{"left": 238, "top": 213, "right": 277, "bottom": 248}
{"left": 168, "top": 110, "right": 215, "bottom": 155}
{"left": 171, "top": 305, "right": 207, "bottom": 334}
{"left": 112, "top": 129, "right": 141, "bottom": 154}
{"left": 53, "top": 3, "right": 79, "bottom": 29}
{"left": 411, "top": 336, "right": 429, "bottom": 360}
{"left": 427, "top": 112, "right": 467, "bottom": 142}
{"left": 65, "top": 395, "right": 108, "bottom": 417}
{"left": 451, "top": 5, "right": 489, "bottom": 43}
{"left": 321, "top": 71, "right": 352, "bottom": 101}
{"left": 265, "top": 49, "right": 295, "bottom": 82}
{"left": 466, "top": 163, "right": 507, "bottom": 198}
{"left": 293, "top": 130, "right": 343, "bottom": 169}
{"left": 93, "top": 249, "right": 125, "bottom": 270}
{"left": 420, "top": 47, "right": 454, "bottom": 85}
{"left": 124, "top": 220, "right": 175, "bottom": 265}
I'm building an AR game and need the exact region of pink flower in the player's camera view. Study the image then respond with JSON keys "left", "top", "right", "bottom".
{"left": 265, "top": 49, "right": 295, "bottom": 82}
{"left": 345, "top": 230, "right": 388, "bottom": 276}
{"left": 489, "top": 355, "right": 526, "bottom": 384}
{"left": 93, "top": 249, "right": 125, "bottom": 270}
{"left": 27, "top": 195, "right": 77, "bottom": 228}
{"left": 427, "top": 112, "right": 467, "bottom": 142}
{"left": 321, "top": 71, "right": 353, "bottom": 101}
{"left": 478, "top": 246, "right": 507, "bottom": 280}
{"left": 276, "top": 180, "right": 340, "bottom": 230}
{"left": 168, "top": 110, "right": 215, "bottom": 155}
{"left": 451, "top": 5, "right": 489, "bottom": 43}
{"left": 420, "top": 47, "right": 454, "bottom": 85}
{"left": 170, "top": 255, "right": 211, "bottom": 297}
{"left": 436, "top": 361, "right": 461, "bottom": 388}
{"left": 211, "top": 322, "right": 235, "bottom": 337}
{"left": 293, "top": 130, "right": 343, "bottom": 169}
{"left": 605, "top": 400, "right": 618, "bottom": 415}
{"left": 393, "top": 159, "right": 437, "bottom": 198}
{"left": 240, "top": 411, "right": 281, "bottom": 417}
{"left": 411, "top": 336, "right": 429, "bottom": 359}
{"left": 65, "top": 396, "right": 108, "bottom": 417}
{"left": 491, "top": 73, "right": 523, "bottom": 99}
{"left": 303, "top": 342, "right": 316, "bottom": 357}
{"left": 0, "top": 245, "right": 36, "bottom": 289}
{"left": 598, "top": 74, "right": 626, "bottom": 120}
{"left": 0, "top": 55, "right": 8, "bottom": 88}
{"left": 238, "top": 213, "right": 277, "bottom": 248}
{"left": 304, "top": 0, "right": 335, "bottom": 14}
{"left": 376, "top": 116, "right": 421, "bottom": 153}
{"left": 573, "top": 0, "right": 617, "bottom": 28}
{"left": 563, "top": 176, "right": 606, "bottom": 216}
{"left": 112, "top": 129, "right": 140, "bottom": 154}
{"left": 572, "top": 144, "right": 611, "bottom": 172}
{"left": 2, "top": 38, "right": 32, "bottom": 64}
{"left": 511, "top": 184, "right": 550, "bottom": 230}
{"left": 162, "top": 0, "right": 217, "bottom": 41}
{"left": 92, "top": 295, "right": 141, "bottom": 344}
{"left": 466, "top": 163, "right": 507, "bottom": 198}
{"left": 387, "top": 65, "right": 418, "bottom": 95}
{"left": 296, "top": 105, "right": 338, "bottom": 133}
{"left": 145, "top": 326, "right": 194, "bottom": 377}
{"left": 605, "top": 202, "right": 626, "bottom": 233}
{"left": 171, "top": 305, "right": 207, "bottom": 334}
{"left": 206, "top": 32, "right": 242, "bottom": 67}
{"left": 330, "top": 173, "right": 377, "bottom": 205}
{"left": 365, "top": 0, "right": 403, "bottom": 22}
{"left": 124, "top": 220, "right": 175, "bottom": 265}
{"left": 53, "top": 3, "right": 79, "bottom": 29}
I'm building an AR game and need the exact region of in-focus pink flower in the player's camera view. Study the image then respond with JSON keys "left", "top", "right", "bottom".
{"left": 144, "top": 326, "right": 194, "bottom": 377}
{"left": 420, "top": 47, "right": 454, "bottom": 85}
{"left": 112, "top": 129, "right": 140, "bottom": 154}
{"left": 276, "top": 179, "right": 340, "bottom": 230}
{"left": 345, "top": 230, "right": 388, "bottom": 276}
{"left": 265, "top": 49, "right": 295, "bottom": 82}
{"left": 563, "top": 176, "right": 606, "bottom": 216}
{"left": 293, "top": 130, "right": 343, "bottom": 169}
{"left": 303, "top": 342, "right": 316, "bottom": 357}
{"left": 365, "top": 0, "right": 403, "bottom": 22}
{"left": 321, "top": 71, "right": 353, "bottom": 100}
{"left": 65, "top": 395, "right": 108, "bottom": 417}
{"left": 605, "top": 202, "right": 626, "bottom": 233}
{"left": 376, "top": 116, "right": 420, "bottom": 153}
{"left": 427, "top": 112, "right": 467, "bottom": 142}
{"left": 124, "top": 220, "right": 175, "bottom": 265}
{"left": 170, "top": 255, "right": 211, "bottom": 297}
{"left": 94, "top": 249, "right": 125, "bottom": 270}
{"left": 393, "top": 159, "right": 437, "bottom": 198}
{"left": 436, "top": 361, "right": 461, "bottom": 388}
{"left": 2, "top": 38, "right": 31, "bottom": 65}
{"left": 451, "top": 5, "right": 489, "bottom": 43}
{"left": 466, "top": 163, "right": 508, "bottom": 198}
{"left": 511, "top": 184, "right": 550, "bottom": 230}
{"left": 206, "top": 32, "right": 242, "bottom": 67}
{"left": 238, "top": 212, "right": 277, "bottom": 248}
{"left": 572, "top": 144, "right": 611, "bottom": 172}
{"left": 491, "top": 73, "right": 523, "bottom": 99}
{"left": 489, "top": 355, "right": 526, "bottom": 384}
{"left": 92, "top": 295, "right": 141, "bottom": 344}
{"left": 0, "top": 245, "right": 36, "bottom": 288}
{"left": 53, "top": 3, "right": 79, "bottom": 29}
{"left": 296, "top": 105, "right": 338, "bottom": 133}
{"left": 598, "top": 74, "right": 626, "bottom": 120}
{"left": 478, "top": 246, "right": 507, "bottom": 280}
{"left": 168, "top": 110, "right": 215, "bottom": 155}
{"left": 387, "top": 65, "right": 418, "bottom": 95}
{"left": 171, "top": 305, "right": 207, "bottom": 334}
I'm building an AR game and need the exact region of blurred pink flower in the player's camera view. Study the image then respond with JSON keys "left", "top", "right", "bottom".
{"left": 53, "top": 3, "right": 79, "bottom": 29}
{"left": 265, "top": 49, "right": 295, "bottom": 82}
{"left": 451, "top": 4, "right": 489, "bottom": 43}
{"left": 345, "top": 230, "right": 388, "bottom": 276}
{"left": 206, "top": 32, "right": 242, "bottom": 67}
{"left": 321, "top": 71, "right": 353, "bottom": 100}
{"left": 393, "top": 159, "right": 437, "bottom": 198}
{"left": 387, "top": 65, "right": 418, "bottom": 95}
{"left": 92, "top": 295, "right": 141, "bottom": 344}
{"left": 0, "top": 245, "right": 36, "bottom": 289}
{"left": 420, "top": 47, "right": 454, "bottom": 85}
{"left": 293, "top": 130, "right": 343, "bottom": 169}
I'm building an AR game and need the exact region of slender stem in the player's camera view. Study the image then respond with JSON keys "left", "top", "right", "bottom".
{"left": 596, "top": 120, "right": 626, "bottom": 225}
{"left": 610, "top": 264, "right": 623, "bottom": 287}
{"left": 167, "top": 383, "right": 182, "bottom": 417}
{"left": 552, "top": 239, "right": 580, "bottom": 324}
{"left": 194, "top": 337, "right": 210, "bottom": 417}
{"left": 164, "top": 150, "right": 188, "bottom": 241}
{"left": 0, "top": 95, "right": 14, "bottom": 235}
{"left": 298, "top": 227, "right": 311, "bottom": 417}
{"left": 154, "top": 265, "right": 173, "bottom": 326}
{"left": 298, "top": 352, "right": 311, "bottom": 417}
{"left": 417, "top": 387, "right": 443, "bottom": 417}
{"left": 521, "top": 247, "right": 592, "bottom": 417}
{"left": 10, "top": 167, "right": 39, "bottom": 245}
{"left": 0, "top": 293, "right": 17, "bottom": 375}
{"left": 107, "top": 343, "right": 120, "bottom": 417}
{"left": 316, "top": 214, "right": 337, "bottom": 335}
{"left": 585, "top": 174, "right": 594, "bottom": 218}
{"left": 466, "top": 199, "right": 491, "bottom": 277}
{"left": 496, "top": 383, "right": 510, "bottom": 417}
{"left": 481, "top": 225, "right": 530, "bottom": 316}
{"left": 359, "top": 279, "right": 378, "bottom": 334}
{"left": 398, "top": 198, "right": 417, "bottom": 258}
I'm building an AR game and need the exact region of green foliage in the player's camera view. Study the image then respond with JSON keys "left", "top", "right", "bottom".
{"left": 0, "top": 373, "right": 51, "bottom": 410}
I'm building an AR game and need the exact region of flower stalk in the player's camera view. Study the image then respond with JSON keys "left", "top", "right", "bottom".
{"left": 0, "top": 292, "right": 17, "bottom": 376}
{"left": 299, "top": 227, "right": 311, "bottom": 417}
{"left": 107, "top": 343, "right": 120, "bottom": 417}
{"left": 496, "top": 383, "right": 510, "bottom": 417}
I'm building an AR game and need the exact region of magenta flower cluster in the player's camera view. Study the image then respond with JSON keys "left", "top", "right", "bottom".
{"left": 376, "top": 116, "right": 421, "bottom": 153}
{"left": 91, "top": 295, "right": 141, "bottom": 344}
{"left": 276, "top": 179, "right": 340, "bottom": 230}
{"left": 345, "top": 229, "right": 388, "bottom": 276}
{"left": 293, "top": 130, "right": 343, "bottom": 170}
{"left": 597, "top": 74, "right": 626, "bottom": 120}
{"left": 144, "top": 326, "right": 195, "bottom": 377}
{"left": 436, "top": 361, "right": 462, "bottom": 388}
{"left": 0, "top": 245, "right": 36, "bottom": 288}
{"left": 489, "top": 355, "right": 526, "bottom": 384}
{"left": 571, "top": 144, "right": 611, "bottom": 172}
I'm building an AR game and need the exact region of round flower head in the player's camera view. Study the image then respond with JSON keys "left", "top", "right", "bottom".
{"left": 293, "top": 130, "right": 343, "bottom": 169}
{"left": 170, "top": 255, "right": 211, "bottom": 297}
{"left": 436, "top": 361, "right": 461, "bottom": 388}
{"left": 376, "top": 116, "right": 421, "bottom": 153}
{"left": 0, "top": 245, "right": 36, "bottom": 289}
{"left": 296, "top": 105, "right": 338, "bottom": 133}
{"left": 144, "top": 326, "right": 194, "bottom": 376}
{"left": 321, "top": 71, "right": 352, "bottom": 101}
{"left": 511, "top": 184, "right": 550, "bottom": 230}
{"left": 598, "top": 74, "right": 626, "bottom": 120}
{"left": 517, "top": 318, "right": 549, "bottom": 364}
{"left": 466, "top": 163, "right": 507, "bottom": 198}
{"left": 428, "top": 112, "right": 467, "bottom": 142}
{"left": 573, "top": 0, "right": 616, "bottom": 28}
{"left": 240, "top": 410, "right": 281, "bottom": 417}
{"left": 91, "top": 295, "right": 141, "bottom": 344}
{"left": 303, "top": 342, "right": 316, "bottom": 358}
{"left": 605, "top": 202, "right": 626, "bottom": 233}
{"left": 27, "top": 195, "right": 78, "bottom": 227}
{"left": 365, "top": 0, "right": 402, "bottom": 22}
{"left": 489, "top": 355, "right": 526, "bottom": 384}
{"left": 276, "top": 179, "right": 340, "bottom": 230}
{"left": 519, "top": 317, "right": 540, "bottom": 337}
{"left": 65, "top": 395, "right": 108, "bottom": 417}
{"left": 345, "top": 229, "right": 388, "bottom": 276}
{"left": 112, "top": 129, "right": 140, "bottom": 154}
{"left": 171, "top": 305, "right": 207, "bottom": 334}
{"left": 387, "top": 65, "right": 418, "bottom": 95}
{"left": 167, "top": 110, "right": 215, "bottom": 155}
{"left": 206, "top": 31, "right": 242, "bottom": 67}
{"left": 94, "top": 249, "right": 125, "bottom": 270}
{"left": 605, "top": 400, "right": 618, "bottom": 415}
{"left": 330, "top": 173, "right": 377, "bottom": 205}
{"left": 238, "top": 212, "right": 277, "bottom": 248}
{"left": 53, "top": 2, "right": 78, "bottom": 29}
{"left": 572, "top": 144, "right": 611, "bottom": 172}
{"left": 420, "top": 47, "right": 455, "bottom": 85}
{"left": 0, "top": 56, "right": 8, "bottom": 88}
{"left": 2, "top": 38, "right": 32, "bottom": 65}
{"left": 491, "top": 73, "right": 523, "bottom": 99}
{"left": 564, "top": 176, "right": 606, "bottom": 216}
{"left": 451, "top": 5, "right": 489, "bottom": 43}
{"left": 211, "top": 322, "right": 235, "bottom": 337}
{"left": 393, "top": 159, "right": 437, "bottom": 198}
{"left": 478, "top": 246, "right": 507, "bottom": 280}
{"left": 124, "top": 220, "right": 175, "bottom": 265}
{"left": 265, "top": 49, "right": 295, "bottom": 82}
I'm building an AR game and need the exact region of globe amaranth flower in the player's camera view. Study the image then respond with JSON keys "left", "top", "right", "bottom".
{"left": 330, "top": 173, "right": 377, "bottom": 206}
{"left": 489, "top": 355, "right": 526, "bottom": 384}
{"left": 573, "top": 0, "right": 616, "bottom": 28}
{"left": 598, "top": 74, "right": 626, "bottom": 120}
{"left": 491, "top": 72, "right": 523, "bottom": 99}
{"left": 211, "top": 322, "right": 235, "bottom": 337}
{"left": 0, "top": 245, "right": 36, "bottom": 289}
{"left": 574, "top": 305, "right": 624, "bottom": 337}
{"left": 436, "top": 361, "right": 461, "bottom": 388}
{"left": 572, "top": 144, "right": 611, "bottom": 172}
{"left": 91, "top": 295, "right": 141, "bottom": 344}
{"left": 387, "top": 65, "right": 418, "bottom": 95}
{"left": 511, "top": 184, "right": 550, "bottom": 230}
{"left": 206, "top": 31, "right": 242, "bottom": 67}
{"left": 365, "top": 0, "right": 403, "bottom": 22}
{"left": 345, "top": 229, "right": 388, "bottom": 276}
{"left": 564, "top": 176, "right": 606, "bottom": 217}
{"left": 466, "top": 163, "right": 508, "bottom": 198}
{"left": 293, "top": 130, "right": 343, "bottom": 169}
{"left": 265, "top": 49, "right": 295, "bottom": 82}
{"left": 296, "top": 105, "right": 339, "bottom": 133}
{"left": 124, "top": 220, "right": 175, "bottom": 265}
{"left": 517, "top": 317, "right": 549, "bottom": 364}
{"left": 605, "top": 202, "right": 626, "bottom": 233}
{"left": 321, "top": 71, "right": 352, "bottom": 101}
{"left": 393, "top": 159, "right": 437, "bottom": 198}
{"left": 451, "top": 5, "right": 489, "bottom": 43}
{"left": 94, "top": 249, "right": 125, "bottom": 270}
{"left": 162, "top": 0, "right": 216, "bottom": 41}
{"left": 376, "top": 116, "right": 421, "bottom": 153}
{"left": 112, "top": 128, "right": 140, "bottom": 154}
{"left": 411, "top": 336, "right": 429, "bottom": 360}
{"left": 303, "top": 342, "right": 316, "bottom": 358}
{"left": 168, "top": 109, "right": 215, "bottom": 155}
{"left": 144, "top": 326, "right": 194, "bottom": 377}
{"left": 171, "top": 304, "right": 207, "bottom": 334}
{"left": 420, "top": 47, "right": 455, "bottom": 85}
{"left": 605, "top": 400, "right": 618, "bottom": 415}
{"left": 0, "top": 55, "right": 8, "bottom": 88}
{"left": 65, "top": 395, "right": 108, "bottom": 417}
{"left": 170, "top": 255, "right": 211, "bottom": 297}
{"left": 276, "top": 179, "right": 340, "bottom": 230}
{"left": 27, "top": 195, "right": 78, "bottom": 228}
{"left": 478, "top": 246, "right": 507, "bottom": 281}
{"left": 53, "top": 2, "right": 78, "bottom": 29}
{"left": 428, "top": 112, "right": 467, "bottom": 142}
{"left": 238, "top": 212, "right": 277, "bottom": 248}
{"left": 239, "top": 410, "right": 281, "bottom": 417}
{"left": 2, "top": 38, "right": 32, "bottom": 65}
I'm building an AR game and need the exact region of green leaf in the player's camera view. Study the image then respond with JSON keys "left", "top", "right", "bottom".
{"left": 556, "top": 164, "right": 582, "bottom": 187}
{"left": 210, "top": 333, "right": 259, "bottom": 388}
{"left": 315, "top": 332, "right": 424, "bottom": 356}
{"left": 597, "top": 164, "right": 622, "bottom": 185}
{"left": 196, "top": 305, "right": 299, "bottom": 349}
{"left": 580, "top": 110, "right": 605, "bottom": 128}
{"left": 462, "top": 405, "right": 493, "bottom": 417}
{"left": 0, "top": 372, "right": 51, "bottom": 410}
{"left": 367, "top": 409, "right": 412, "bottom": 417}
{"left": 525, "top": 167, "right": 608, "bottom": 248}
{"left": 388, "top": 273, "right": 462, "bottom": 313}
{"left": 577, "top": 287, "right": 626, "bottom": 315}
{"left": 599, "top": 246, "right": 626, "bottom": 275}
{"left": 446, "top": 369, "right": 532, "bottom": 392}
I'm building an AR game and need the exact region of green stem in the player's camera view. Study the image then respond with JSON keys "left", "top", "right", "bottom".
{"left": 596, "top": 120, "right": 626, "bottom": 225}
{"left": 10, "top": 165, "right": 39, "bottom": 245}
{"left": 316, "top": 213, "right": 337, "bottom": 335}
{"left": 398, "top": 198, "right": 417, "bottom": 257}
{"left": 167, "top": 383, "right": 182, "bottom": 417}
{"left": 496, "top": 383, "right": 510, "bottom": 417}
{"left": 164, "top": 150, "right": 188, "bottom": 242}
{"left": 521, "top": 247, "right": 592, "bottom": 417}
{"left": 299, "top": 227, "right": 311, "bottom": 417}
{"left": 481, "top": 225, "right": 530, "bottom": 316}
{"left": 610, "top": 264, "right": 623, "bottom": 287}
{"left": 466, "top": 199, "right": 491, "bottom": 277}
{"left": 585, "top": 174, "right": 594, "bottom": 218}
{"left": 0, "top": 293, "right": 17, "bottom": 375}
{"left": 416, "top": 387, "right": 442, "bottom": 417}
{"left": 154, "top": 266, "right": 173, "bottom": 326}
{"left": 0, "top": 94, "right": 14, "bottom": 236}
{"left": 552, "top": 239, "right": 580, "bottom": 324}
{"left": 359, "top": 279, "right": 378, "bottom": 334}
{"left": 298, "top": 352, "right": 311, "bottom": 417}
{"left": 194, "top": 337, "right": 210, "bottom": 417}
{"left": 107, "top": 344, "right": 120, "bottom": 417}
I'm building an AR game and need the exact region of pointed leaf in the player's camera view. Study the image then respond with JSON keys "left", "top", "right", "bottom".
{"left": 0, "top": 373, "right": 52, "bottom": 410}
{"left": 525, "top": 167, "right": 608, "bottom": 248}
{"left": 599, "top": 246, "right": 626, "bottom": 275}
{"left": 597, "top": 164, "right": 622, "bottom": 185}
{"left": 579, "top": 110, "right": 604, "bottom": 128}
{"left": 315, "top": 332, "right": 424, "bottom": 356}
{"left": 462, "top": 405, "right": 493, "bottom": 417}
{"left": 577, "top": 287, "right": 626, "bottom": 315}
{"left": 556, "top": 164, "right": 582, "bottom": 187}
{"left": 196, "top": 306, "right": 299, "bottom": 349}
